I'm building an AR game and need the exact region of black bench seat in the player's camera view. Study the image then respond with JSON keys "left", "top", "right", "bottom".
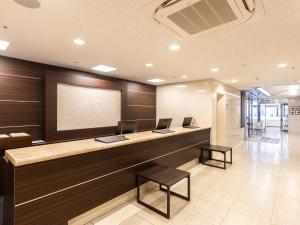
{"left": 200, "top": 145, "right": 233, "bottom": 169}
{"left": 136, "top": 165, "right": 190, "bottom": 219}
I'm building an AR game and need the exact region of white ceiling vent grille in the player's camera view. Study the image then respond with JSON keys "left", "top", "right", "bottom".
{"left": 167, "top": 0, "right": 238, "bottom": 35}
{"left": 138, "top": 0, "right": 262, "bottom": 39}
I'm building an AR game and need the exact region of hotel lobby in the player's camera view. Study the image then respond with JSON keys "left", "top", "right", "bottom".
{"left": 0, "top": 0, "right": 300, "bottom": 224}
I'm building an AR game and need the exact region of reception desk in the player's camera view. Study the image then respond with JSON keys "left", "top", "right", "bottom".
{"left": 3, "top": 127, "right": 211, "bottom": 225}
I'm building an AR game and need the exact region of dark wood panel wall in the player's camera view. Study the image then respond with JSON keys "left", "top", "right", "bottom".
{"left": 0, "top": 56, "right": 156, "bottom": 142}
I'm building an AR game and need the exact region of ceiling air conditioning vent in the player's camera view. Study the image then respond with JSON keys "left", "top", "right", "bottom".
{"left": 138, "top": 0, "right": 262, "bottom": 39}
{"left": 167, "top": 0, "right": 239, "bottom": 35}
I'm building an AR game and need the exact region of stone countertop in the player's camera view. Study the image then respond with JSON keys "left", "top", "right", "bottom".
{"left": 5, "top": 127, "right": 210, "bottom": 167}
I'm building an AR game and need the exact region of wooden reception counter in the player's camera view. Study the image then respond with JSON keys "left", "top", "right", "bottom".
{"left": 3, "top": 127, "right": 211, "bottom": 225}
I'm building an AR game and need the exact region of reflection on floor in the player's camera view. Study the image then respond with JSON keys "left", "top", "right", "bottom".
{"left": 247, "top": 127, "right": 285, "bottom": 144}
{"left": 86, "top": 131, "right": 300, "bottom": 225}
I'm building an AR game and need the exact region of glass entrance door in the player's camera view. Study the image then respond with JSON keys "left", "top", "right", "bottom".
{"left": 245, "top": 95, "right": 266, "bottom": 138}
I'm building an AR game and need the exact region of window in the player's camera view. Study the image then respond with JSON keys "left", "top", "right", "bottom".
{"left": 266, "top": 104, "right": 281, "bottom": 120}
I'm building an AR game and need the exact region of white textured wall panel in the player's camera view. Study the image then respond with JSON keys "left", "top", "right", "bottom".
{"left": 57, "top": 83, "right": 121, "bottom": 131}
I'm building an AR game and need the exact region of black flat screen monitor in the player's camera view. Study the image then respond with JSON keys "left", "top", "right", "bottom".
{"left": 182, "top": 117, "right": 193, "bottom": 127}
{"left": 156, "top": 118, "right": 172, "bottom": 130}
{"left": 115, "top": 121, "right": 138, "bottom": 135}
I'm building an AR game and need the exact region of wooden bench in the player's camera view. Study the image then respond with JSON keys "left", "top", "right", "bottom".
{"left": 200, "top": 145, "right": 233, "bottom": 169}
{"left": 136, "top": 165, "right": 190, "bottom": 219}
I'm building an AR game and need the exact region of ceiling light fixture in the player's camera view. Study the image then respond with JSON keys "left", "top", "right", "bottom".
{"left": 92, "top": 65, "right": 116, "bottom": 73}
{"left": 289, "top": 86, "right": 298, "bottom": 96}
{"left": 211, "top": 68, "right": 219, "bottom": 72}
{"left": 231, "top": 79, "right": 238, "bottom": 83}
{"left": 289, "top": 90, "right": 297, "bottom": 96}
{"left": 73, "top": 39, "right": 85, "bottom": 45}
{"left": 145, "top": 63, "right": 153, "bottom": 67}
{"left": 176, "top": 85, "right": 187, "bottom": 88}
{"left": 277, "top": 63, "right": 288, "bottom": 68}
{"left": 0, "top": 40, "right": 10, "bottom": 50}
{"left": 147, "top": 79, "right": 165, "bottom": 83}
{"left": 169, "top": 44, "right": 180, "bottom": 51}
{"left": 289, "top": 85, "right": 299, "bottom": 90}
{"left": 197, "top": 89, "right": 207, "bottom": 93}
{"left": 181, "top": 75, "right": 188, "bottom": 79}
{"left": 216, "top": 87, "right": 225, "bottom": 94}
{"left": 257, "top": 88, "right": 271, "bottom": 97}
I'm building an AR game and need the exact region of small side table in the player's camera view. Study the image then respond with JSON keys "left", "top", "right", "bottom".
{"left": 200, "top": 145, "right": 232, "bottom": 169}
{"left": 136, "top": 165, "right": 190, "bottom": 219}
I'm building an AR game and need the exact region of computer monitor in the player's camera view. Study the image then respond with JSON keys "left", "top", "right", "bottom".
{"left": 182, "top": 117, "right": 193, "bottom": 127}
{"left": 156, "top": 118, "right": 172, "bottom": 130}
{"left": 115, "top": 121, "right": 138, "bottom": 135}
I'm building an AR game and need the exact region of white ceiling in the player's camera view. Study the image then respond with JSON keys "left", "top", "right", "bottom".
{"left": 1, "top": 0, "right": 300, "bottom": 90}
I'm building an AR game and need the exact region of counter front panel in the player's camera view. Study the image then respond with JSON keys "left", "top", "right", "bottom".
{"left": 4, "top": 127, "right": 210, "bottom": 225}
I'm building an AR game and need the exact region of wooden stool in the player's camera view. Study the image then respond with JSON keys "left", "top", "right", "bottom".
{"left": 136, "top": 165, "right": 190, "bottom": 219}
{"left": 200, "top": 145, "right": 232, "bottom": 169}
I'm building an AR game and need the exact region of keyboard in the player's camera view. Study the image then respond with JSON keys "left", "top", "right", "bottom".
{"left": 95, "top": 135, "right": 128, "bottom": 143}
{"left": 152, "top": 128, "right": 175, "bottom": 134}
{"left": 183, "top": 126, "right": 200, "bottom": 129}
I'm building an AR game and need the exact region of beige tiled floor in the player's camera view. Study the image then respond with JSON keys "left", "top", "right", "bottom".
{"left": 87, "top": 131, "right": 300, "bottom": 225}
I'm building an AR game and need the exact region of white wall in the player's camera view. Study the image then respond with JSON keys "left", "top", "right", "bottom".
{"left": 157, "top": 80, "right": 213, "bottom": 128}
{"left": 288, "top": 97, "right": 300, "bottom": 133}
{"left": 212, "top": 81, "right": 243, "bottom": 146}
{"left": 216, "top": 94, "right": 226, "bottom": 145}
{"left": 157, "top": 79, "right": 244, "bottom": 147}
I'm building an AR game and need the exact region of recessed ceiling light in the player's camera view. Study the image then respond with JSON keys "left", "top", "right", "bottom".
{"left": 231, "top": 79, "right": 238, "bottom": 83}
{"left": 216, "top": 87, "right": 225, "bottom": 94}
{"left": 289, "top": 90, "right": 297, "bottom": 96}
{"left": 257, "top": 88, "right": 271, "bottom": 97}
{"left": 289, "top": 86, "right": 298, "bottom": 94}
{"left": 145, "top": 63, "right": 153, "bottom": 67}
{"left": 176, "top": 85, "right": 187, "bottom": 88}
{"left": 92, "top": 65, "right": 116, "bottom": 73}
{"left": 181, "top": 75, "right": 188, "bottom": 79}
{"left": 203, "top": 82, "right": 209, "bottom": 85}
{"left": 211, "top": 68, "right": 219, "bottom": 72}
{"left": 197, "top": 89, "right": 207, "bottom": 92}
{"left": 0, "top": 40, "right": 10, "bottom": 50}
{"left": 277, "top": 63, "right": 288, "bottom": 68}
{"left": 169, "top": 44, "right": 180, "bottom": 51}
{"left": 73, "top": 38, "right": 85, "bottom": 45}
{"left": 291, "top": 85, "right": 299, "bottom": 89}
{"left": 147, "top": 78, "right": 165, "bottom": 83}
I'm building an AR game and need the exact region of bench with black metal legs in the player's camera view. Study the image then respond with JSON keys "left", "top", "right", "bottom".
{"left": 200, "top": 145, "right": 233, "bottom": 169}
{"left": 136, "top": 165, "right": 190, "bottom": 219}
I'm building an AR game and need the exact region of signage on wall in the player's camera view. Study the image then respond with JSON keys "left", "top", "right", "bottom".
{"left": 289, "top": 106, "right": 300, "bottom": 115}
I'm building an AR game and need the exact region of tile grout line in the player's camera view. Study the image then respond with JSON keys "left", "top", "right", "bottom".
{"left": 136, "top": 214, "right": 155, "bottom": 225}
{"left": 270, "top": 165, "right": 282, "bottom": 224}
{"left": 219, "top": 145, "right": 256, "bottom": 225}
